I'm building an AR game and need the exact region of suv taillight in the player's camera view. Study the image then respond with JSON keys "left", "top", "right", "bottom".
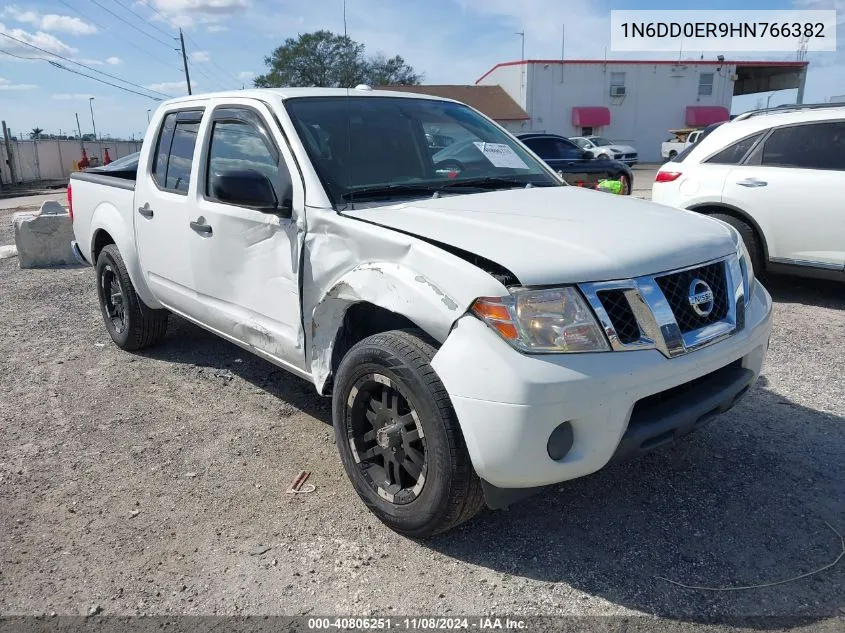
{"left": 655, "top": 171, "right": 682, "bottom": 183}
{"left": 67, "top": 183, "right": 73, "bottom": 222}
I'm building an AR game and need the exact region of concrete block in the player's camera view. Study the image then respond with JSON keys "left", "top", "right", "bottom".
{"left": 13, "top": 200, "right": 76, "bottom": 268}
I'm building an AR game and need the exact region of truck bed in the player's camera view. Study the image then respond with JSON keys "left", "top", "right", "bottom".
{"left": 69, "top": 170, "right": 136, "bottom": 265}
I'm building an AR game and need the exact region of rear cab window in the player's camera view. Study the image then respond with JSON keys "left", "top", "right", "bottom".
{"left": 151, "top": 109, "right": 204, "bottom": 194}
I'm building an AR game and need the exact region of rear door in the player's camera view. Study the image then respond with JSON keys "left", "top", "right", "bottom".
{"left": 134, "top": 108, "right": 204, "bottom": 314}
{"left": 722, "top": 120, "right": 845, "bottom": 269}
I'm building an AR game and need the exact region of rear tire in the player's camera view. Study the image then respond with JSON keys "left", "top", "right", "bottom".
{"left": 620, "top": 173, "right": 631, "bottom": 195}
{"left": 332, "top": 328, "right": 484, "bottom": 538}
{"left": 95, "top": 244, "right": 168, "bottom": 351}
{"left": 668, "top": 150, "right": 678, "bottom": 160}
{"left": 709, "top": 213, "right": 764, "bottom": 274}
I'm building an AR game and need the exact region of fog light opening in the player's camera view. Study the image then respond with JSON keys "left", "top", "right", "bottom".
{"left": 547, "top": 421, "right": 574, "bottom": 461}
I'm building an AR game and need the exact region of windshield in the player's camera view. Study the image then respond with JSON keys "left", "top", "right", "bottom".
{"left": 589, "top": 137, "right": 613, "bottom": 147}
{"left": 284, "top": 96, "right": 560, "bottom": 205}
{"left": 573, "top": 138, "right": 590, "bottom": 148}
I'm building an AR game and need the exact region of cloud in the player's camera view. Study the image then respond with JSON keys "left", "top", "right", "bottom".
{"left": 106, "top": 56, "right": 122, "bottom": 66}
{"left": 146, "top": 80, "right": 196, "bottom": 94}
{"left": 2, "top": 6, "right": 96, "bottom": 35}
{"left": 0, "top": 76, "right": 36, "bottom": 90}
{"left": 206, "top": 24, "right": 228, "bottom": 33}
{"left": 191, "top": 50, "right": 210, "bottom": 62}
{"left": 237, "top": 70, "right": 254, "bottom": 81}
{"left": 144, "top": 0, "right": 250, "bottom": 29}
{"left": 52, "top": 93, "right": 95, "bottom": 100}
{"left": 0, "top": 22, "right": 78, "bottom": 57}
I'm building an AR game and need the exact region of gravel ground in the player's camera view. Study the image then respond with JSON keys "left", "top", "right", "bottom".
{"left": 0, "top": 236, "right": 843, "bottom": 626}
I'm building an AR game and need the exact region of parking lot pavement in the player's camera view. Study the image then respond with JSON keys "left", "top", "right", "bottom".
{"left": 633, "top": 164, "right": 659, "bottom": 200}
{"left": 1, "top": 248, "right": 843, "bottom": 624}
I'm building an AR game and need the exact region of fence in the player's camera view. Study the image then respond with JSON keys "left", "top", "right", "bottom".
{"left": 0, "top": 139, "right": 143, "bottom": 185}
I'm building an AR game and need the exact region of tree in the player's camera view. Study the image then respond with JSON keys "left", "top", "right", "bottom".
{"left": 29, "top": 127, "right": 44, "bottom": 140}
{"left": 366, "top": 54, "right": 421, "bottom": 86}
{"left": 254, "top": 30, "right": 422, "bottom": 88}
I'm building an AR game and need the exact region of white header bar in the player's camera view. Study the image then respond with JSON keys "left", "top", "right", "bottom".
{"left": 610, "top": 10, "right": 837, "bottom": 52}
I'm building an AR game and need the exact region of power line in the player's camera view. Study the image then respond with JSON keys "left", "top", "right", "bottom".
{"left": 56, "top": 0, "right": 182, "bottom": 74}
{"left": 87, "top": 0, "right": 175, "bottom": 48}
{"left": 183, "top": 32, "right": 241, "bottom": 86}
{"left": 120, "top": 0, "right": 242, "bottom": 89}
{"left": 47, "top": 61, "right": 165, "bottom": 101}
{"left": 0, "top": 49, "right": 164, "bottom": 100}
{"left": 112, "top": 0, "right": 174, "bottom": 39}
{"left": 0, "top": 31, "right": 172, "bottom": 98}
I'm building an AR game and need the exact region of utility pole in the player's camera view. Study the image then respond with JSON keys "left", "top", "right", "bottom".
{"left": 179, "top": 28, "right": 192, "bottom": 95}
{"left": 2, "top": 120, "right": 16, "bottom": 184}
{"left": 88, "top": 97, "right": 98, "bottom": 140}
{"left": 75, "top": 112, "right": 84, "bottom": 152}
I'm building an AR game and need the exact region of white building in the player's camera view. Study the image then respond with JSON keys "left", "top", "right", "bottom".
{"left": 476, "top": 59, "right": 809, "bottom": 162}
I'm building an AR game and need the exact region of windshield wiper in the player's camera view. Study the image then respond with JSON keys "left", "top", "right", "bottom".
{"left": 341, "top": 183, "right": 441, "bottom": 200}
{"left": 437, "top": 177, "right": 548, "bottom": 190}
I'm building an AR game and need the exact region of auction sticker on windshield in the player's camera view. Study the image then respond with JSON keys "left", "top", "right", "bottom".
{"left": 473, "top": 142, "right": 529, "bottom": 169}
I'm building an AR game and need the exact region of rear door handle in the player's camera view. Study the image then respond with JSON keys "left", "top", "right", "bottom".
{"left": 736, "top": 178, "right": 767, "bottom": 187}
{"left": 138, "top": 204, "right": 154, "bottom": 218}
{"left": 190, "top": 219, "right": 212, "bottom": 236}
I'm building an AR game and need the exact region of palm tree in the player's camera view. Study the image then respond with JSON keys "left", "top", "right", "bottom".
{"left": 29, "top": 127, "right": 44, "bottom": 140}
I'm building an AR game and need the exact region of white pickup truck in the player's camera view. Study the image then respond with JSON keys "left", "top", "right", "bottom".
{"left": 69, "top": 87, "right": 773, "bottom": 537}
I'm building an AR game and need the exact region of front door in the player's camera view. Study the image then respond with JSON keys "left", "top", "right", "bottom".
{"left": 134, "top": 108, "right": 205, "bottom": 315}
{"left": 188, "top": 102, "right": 306, "bottom": 369}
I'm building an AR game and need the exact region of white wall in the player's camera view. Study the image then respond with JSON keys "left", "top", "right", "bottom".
{"left": 479, "top": 64, "right": 525, "bottom": 108}
{"left": 1, "top": 139, "right": 142, "bottom": 184}
{"left": 482, "top": 62, "right": 735, "bottom": 162}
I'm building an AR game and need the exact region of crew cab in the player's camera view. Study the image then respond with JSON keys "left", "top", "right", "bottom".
{"left": 69, "top": 88, "right": 773, "bottom": 537}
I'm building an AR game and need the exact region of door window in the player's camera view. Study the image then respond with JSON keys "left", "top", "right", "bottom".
{"left": 760, "top": 122, "right": 845, "bottom": 171}
{"left": 554, "top": 138, "right": 584, "bottom": 159}
{"left": 151, "top": 110, "right": 203, "bottom": 194}
{"left": 523, "top": 137, "right": 561, "bottom": 159}
{"left": 205, "top": 110, "right": 291, "bottom": 203}
{"left": 705, "top": 132, "right": 763, "bottom": 165}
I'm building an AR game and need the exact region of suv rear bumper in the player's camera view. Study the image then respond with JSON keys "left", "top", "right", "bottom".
{"left": 430, "top": 281, "right": 772, "bottom": 492}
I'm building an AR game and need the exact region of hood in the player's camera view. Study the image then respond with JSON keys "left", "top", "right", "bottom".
{"left": 343, "top": 187, "right": 735, "bottom": 286}
{"left": 610, "top": 144, "right": 636, "bottom": 154}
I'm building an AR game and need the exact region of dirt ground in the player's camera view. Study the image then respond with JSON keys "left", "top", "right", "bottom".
{"left": 0, "top": 225, "right": 843, "bottom": 626}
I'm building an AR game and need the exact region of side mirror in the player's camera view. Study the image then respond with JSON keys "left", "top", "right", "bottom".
{"left": 211, "top": 168, "right": 292, "bottom": 218}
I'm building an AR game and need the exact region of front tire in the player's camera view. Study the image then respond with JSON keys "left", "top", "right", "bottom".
{"left": 95, "top": 244, "right": 168, "bottom": 351}
{"left": 332, "top": 329, "right": 484, "bottom": 537}
{"left": 709, "top": 213, "right": 764, "bottom": 274}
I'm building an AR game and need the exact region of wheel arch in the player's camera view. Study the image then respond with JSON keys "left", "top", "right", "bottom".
{"left": 687, "top": 202, "right": 770, "bottom": 266}
{"left": 89, "top": 202, "right": 161, "bottom": 308}
{"left": 309, "top": 263, "right": 467, "bottom": 395}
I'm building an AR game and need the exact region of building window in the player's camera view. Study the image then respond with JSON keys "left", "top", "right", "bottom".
{"left": 610, "top": 72, "right": 625, "bottom": 88}
{"left": 699, "top": 72, "right": 714, "bottom": 96}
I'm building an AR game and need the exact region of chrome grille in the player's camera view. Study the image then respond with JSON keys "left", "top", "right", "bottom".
{"left": 655, "top": 262, "right": 728, "bottom": 333}
{"left": 596, "top": 289, "right": 640, "bottom": 344}
{"left": 579, "top": 255, "right": 746, "bottom": 359}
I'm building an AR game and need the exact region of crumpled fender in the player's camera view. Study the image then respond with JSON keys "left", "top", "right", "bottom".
{"left": 90, "top": 201, "right": 161, "bottom": 309}
{"left": 309, "top": 260, "right": 504, "bottom": 394}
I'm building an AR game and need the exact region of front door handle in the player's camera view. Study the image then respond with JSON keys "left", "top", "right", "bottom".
{"left": 190, "top": 219, "right": 212, "bottom": 236}
{"left": 138, "top": 204, "right": 154, "bottom": 218}
{"left": 736, "top": 178, "right": 768, "bottom": 187}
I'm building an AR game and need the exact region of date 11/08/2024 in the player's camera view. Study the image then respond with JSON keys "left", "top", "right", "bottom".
{"left": 307, "top": 617, "right": 528, "bottom": 630}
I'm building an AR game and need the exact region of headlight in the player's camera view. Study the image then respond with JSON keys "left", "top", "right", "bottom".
{"left": 471, "top": 287, "right": 610, "bottom": 353}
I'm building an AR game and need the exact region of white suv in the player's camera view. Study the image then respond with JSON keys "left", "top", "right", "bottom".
{"left": 652, "top": 105, "right": 845, "bottom": 281}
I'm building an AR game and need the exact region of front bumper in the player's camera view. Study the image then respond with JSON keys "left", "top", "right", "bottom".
{"left": 430, "top": 281, "right": 772, "bottom": 492}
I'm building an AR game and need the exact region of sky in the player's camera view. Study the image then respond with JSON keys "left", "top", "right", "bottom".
{"left": 0, "top": 0, "right": 842, "bottom": 140}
